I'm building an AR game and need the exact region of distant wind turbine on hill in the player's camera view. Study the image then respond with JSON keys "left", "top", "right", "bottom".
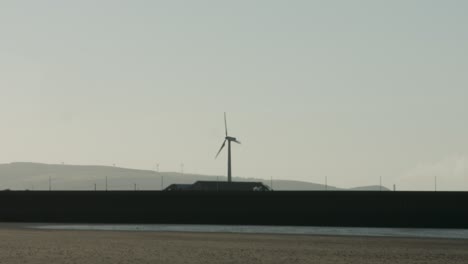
{"left": 215, "top": 113, "right": 241, "bottom": 183}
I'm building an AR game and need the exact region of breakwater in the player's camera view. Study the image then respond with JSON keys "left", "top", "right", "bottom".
{"left": 0, "top": 191, "right": 466, "bottom": 228}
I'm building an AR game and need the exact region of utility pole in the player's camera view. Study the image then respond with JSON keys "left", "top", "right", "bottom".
{"left": 161, "top": 175, "right": 164, "bottom": 190}
{"left": 155, "top": 163, "right": 160, "bottom": 191}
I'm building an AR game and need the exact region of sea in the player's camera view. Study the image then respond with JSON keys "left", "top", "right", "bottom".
{"left": 32, "top": 224, "right": 468, "bottom": 240}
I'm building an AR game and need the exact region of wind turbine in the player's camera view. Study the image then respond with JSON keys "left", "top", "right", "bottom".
{"left": 215, "top": 113, "right": 241, "bottom": 183}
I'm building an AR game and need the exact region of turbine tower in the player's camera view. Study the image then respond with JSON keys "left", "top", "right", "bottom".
{"left": 215, "top": 113, "right": 241, "bottom": 183}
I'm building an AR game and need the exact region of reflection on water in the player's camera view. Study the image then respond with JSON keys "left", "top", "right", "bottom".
{"left": 33, "top": 224, "right": 468, "bottom": 240}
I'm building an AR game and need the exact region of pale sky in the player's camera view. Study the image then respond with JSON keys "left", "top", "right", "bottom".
{"left": 1, "top": 1, "right": 467, "bottom": 190}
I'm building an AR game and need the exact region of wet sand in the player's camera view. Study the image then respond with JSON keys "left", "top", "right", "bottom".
{"left": 0, "top": 226, "right": 467, "bottom": 264}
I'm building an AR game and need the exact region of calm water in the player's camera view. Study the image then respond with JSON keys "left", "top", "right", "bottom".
{"left": 33, "top": 224, "right": 468, "bottom": 240}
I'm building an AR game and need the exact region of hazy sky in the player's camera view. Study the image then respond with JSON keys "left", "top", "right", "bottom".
{"left": 1, "top": 1, "right": 467, "bottom": 190}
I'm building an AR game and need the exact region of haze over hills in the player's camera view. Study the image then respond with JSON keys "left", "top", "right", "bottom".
{"left": 0, "top": 162, "right": 389, "bottom": 191}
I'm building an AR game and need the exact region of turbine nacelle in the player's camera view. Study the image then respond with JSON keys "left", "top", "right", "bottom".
{"left": 225, "top": 136, "right": 240, "bottom": 144}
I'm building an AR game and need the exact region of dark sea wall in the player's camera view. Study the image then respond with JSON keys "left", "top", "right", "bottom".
{"left": 0, "top": 191, "right": 467, "bottom": 228}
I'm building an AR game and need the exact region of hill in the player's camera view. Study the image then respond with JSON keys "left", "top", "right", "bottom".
{"left": 350, "top": 185, "right": 390, "bottom": 191}
{"left": 0, "top": 162, "right": 386, "bottom": 191}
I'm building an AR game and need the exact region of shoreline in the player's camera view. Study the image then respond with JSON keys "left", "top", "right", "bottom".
{"left": 9, "top": 223, "right": 468, "bottom": 241}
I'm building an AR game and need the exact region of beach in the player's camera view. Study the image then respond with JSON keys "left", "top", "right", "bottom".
{"left": 0, "top": 226, "right": 467, "bottom": 264}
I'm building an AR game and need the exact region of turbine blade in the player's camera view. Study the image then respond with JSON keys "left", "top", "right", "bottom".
{"left": 233, "top": 139, "right": 241, "bottom": 144}
{"left": 224, "top": 112, "right": 228, "bottom": 136}
{"left": 215, "top": 140, "right": 227, "bottom": 158}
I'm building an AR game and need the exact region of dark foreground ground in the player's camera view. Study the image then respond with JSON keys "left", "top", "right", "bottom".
{"left": 0, "top": 225, "right": 467, "bottom": 264}
{"left": 1, "top": 191, "right": 468, "bottom": 228}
